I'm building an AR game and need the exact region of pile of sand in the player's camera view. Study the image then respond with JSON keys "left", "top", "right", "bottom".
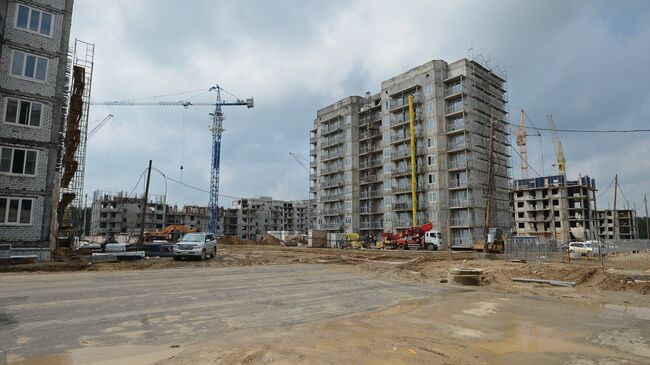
{"left": 219, "top": 234, "right": 284, "bottom": 246}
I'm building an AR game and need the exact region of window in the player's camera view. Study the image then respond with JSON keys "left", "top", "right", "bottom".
{"left": 427, "top": 138, "right": 434, "bottom": 148}
{"left": 425, "top": 84, "right": 433, "bottom": 96}
{"left": 11, "top": 51, "right": 48, "bottom": 81}
{"left": 427, "top": 119, "right": 435, "bottom": 130}
{"left": 383, "top": 147, "right": 391, "bottom": 158}
{"left": 427, "top": 155, "right": 436, "bottom": 166}
{"left": 384, "top": 100, "right": 389, "bottom": 110}
{"left": 345, "top": 157, "right": 351, "bottom": 167}
{"left": 426, "top": 102, "right": 433, "bottom": 113}
{"left": 4, "top": 99, "right": 42, "bottom": 127}
{"left": 428, "top": 191, "right": 437, "bottom": 203}
{"left": 384, "top": 163, "right": 391, "bottom": 173}
{"left": 345, "top": 115, "right": 351, "bottom": 125}
{"left": 428, "top": 173, "right": 436, "bottom": 185}
{"left": 345, "top": 216, "right": 352, "bottom": 224}
{"left": 0, "top": 147, "right": 38, "bottom": 175}
{"left": 384, "top": 214, "right": 392, "bottom": 223}
{"left": 344, "top": 186, "right": 352, "bottom": 194}
{"left": 15, "top": 4, "right": 53, "bottom": 36}
{"left": 345, "top": 201, "right": 352, "bottom": 210}
{"left": 344, "top": 171, "right": 352, "bottom": 181}
{"left": 385, "top": 197, "right": 392, "bottom": 207}
{"left": 0, "top": 197, "right": 32, "bottom": 224}
{"left": 429, "top": 210, "right": 438, "bottom": 222}
{"left": 384, "top": 180, "right": 392, "bottom": 190}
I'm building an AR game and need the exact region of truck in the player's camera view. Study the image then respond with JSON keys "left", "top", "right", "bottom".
{"left": 381, "top": 223, "right": 443, "bottom": 251}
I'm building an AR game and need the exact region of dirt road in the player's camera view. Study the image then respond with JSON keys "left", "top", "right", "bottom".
{"left": 1, "top": 244, "right": 648, "bottom": 364}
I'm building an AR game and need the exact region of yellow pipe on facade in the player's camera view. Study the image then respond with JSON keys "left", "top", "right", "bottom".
{"left": 408, "top": 95, "right": 417, "bottom": 226}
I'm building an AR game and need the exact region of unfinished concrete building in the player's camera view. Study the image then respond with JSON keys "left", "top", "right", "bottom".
{"left": 0, "top": 0, "right": 74, "bottom": 257}
{"left": 594, "top": 209, "right": 638, "bottom": 240}
{"left": 227, "top": 197, "right": 315, "bottom": 240}
{"left": 510, "top": 175, "right": 597, "bottom": 243}
{"left": 310, "top": 58, "right": 511, "bottom": 248}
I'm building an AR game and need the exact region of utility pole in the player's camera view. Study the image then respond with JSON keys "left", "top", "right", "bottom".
{"left": 613, "top": 174, "right": 618, "bottom": 241}
{"left": 484, "top": 117, "right": 496, "bottom": 252}
{"left": 82, "top": 193, "right": 88, "bottom": 238}
{"left": 138, "top": 160, "right": 153, "bottom": 244}
{"left": 643, "top": 194, "right": 650, "bottom": 239}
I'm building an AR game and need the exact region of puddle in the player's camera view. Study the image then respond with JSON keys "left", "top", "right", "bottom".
{"left": 7, "top": 344, "right": 183, "bottom": 365}
{"left": 462, "top": 301, "right": 500, "bottom": 317}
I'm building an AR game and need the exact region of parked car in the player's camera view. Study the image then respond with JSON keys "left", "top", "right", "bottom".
{"left": 568, "top": 241, "right": 592, "bottom": 256}
{"left": 173, "top": 233, "right": 217, "bottom": 261}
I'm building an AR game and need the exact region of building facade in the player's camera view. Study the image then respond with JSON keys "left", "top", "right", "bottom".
{"left": 594, "top": 209, "right": 638, "bottom": 240}
{"left": 0, "top": 0, "right": 73, "bottom": 253}
{"left": 510, "top": 175, "right": 597, "bottom": 243}
{"left": 226, "top": 196, "right": 315, "bottom": 240}
{"left": 310, "top": 58, "right": 511, "bottom": 248}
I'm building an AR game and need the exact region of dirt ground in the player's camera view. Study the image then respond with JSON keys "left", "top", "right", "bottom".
{"left": 4, "top": 244, "right": 649, "bottom": 364}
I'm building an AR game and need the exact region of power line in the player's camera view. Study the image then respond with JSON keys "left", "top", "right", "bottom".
{"left": 507, "top": 122, "right": 650, "bottom": 134}
{"left": 152, "top": 167, "right": 241, "bottom": 200}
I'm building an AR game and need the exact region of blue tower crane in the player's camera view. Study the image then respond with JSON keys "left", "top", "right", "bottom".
{"left": 208, "top": 86, "right": 254, "bottom": 233}
{"left": 90, "top": 85, "right": 254, "bottom": 235}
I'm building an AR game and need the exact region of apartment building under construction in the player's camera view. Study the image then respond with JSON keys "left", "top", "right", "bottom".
{"left": 310, "top": 58, "right": 511, "bottom": 248}
{"left": 510, "top": 175, "right": 597, "bottom": 243}
{"left": 594, "top": 209, "right": 638, "bottom": 240}
{"left": 225, "top": 197, "right": 314, "bottom": 240}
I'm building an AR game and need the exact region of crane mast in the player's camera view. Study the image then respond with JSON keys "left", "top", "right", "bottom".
{"left": 547, "top": 114, "right": 566, "bottom": 176}
{"left": 515, "top": 110, "right": 529, "bottom": 179}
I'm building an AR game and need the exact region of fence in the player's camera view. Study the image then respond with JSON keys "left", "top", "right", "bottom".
{"left": 504, "top": 237, "right": 563, "bottom": 263}
{"left": 505, "top": 237, "right": 650, "bottom": 269}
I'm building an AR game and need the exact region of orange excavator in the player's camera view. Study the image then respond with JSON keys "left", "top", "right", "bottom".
{"left": 144, "top": 224, "right": 198, "bottom": 243}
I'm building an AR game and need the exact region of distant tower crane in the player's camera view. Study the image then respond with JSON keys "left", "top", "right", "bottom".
{"left": 515, "top": 110, "right": 541, "bottom": 179}
{"left": 547, "top": 114, "right": 566, "bottom": 176}
{"left": 289, "top": 152, "right": 310, "bottom": 173}
{"left": 90, "top": 85, "right": 254, "bottom": 234}
{"left": 87, "top": 114, "right": 114, "bottom": 140}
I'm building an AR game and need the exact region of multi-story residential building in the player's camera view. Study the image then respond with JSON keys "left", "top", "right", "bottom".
{"left": 310, "top": 58, "right": 511, "bottom": 248}
{"left": 594, "top": 209, "right": 638, "bottom": 240}
{"left": 0, "top": 0, "right": 74, "bottom": 257}
{"left": 510, "top": 175, "right": 597, "bottom": 243}
{"left": 89, "top": 191, "right": 168, "bottom": 237}
{"left": 227, "top": 196, "right": 315, "bottom": 240}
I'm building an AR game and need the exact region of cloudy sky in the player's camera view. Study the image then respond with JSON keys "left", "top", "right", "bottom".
{"left": 71, "top": 0, "right": 650, "bottom": 212}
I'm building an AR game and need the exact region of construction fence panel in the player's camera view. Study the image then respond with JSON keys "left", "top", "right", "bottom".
{"left": 504, "top": 237, "right": 564, "bottom": 263}
{"left": 602, "top": 239, "right": 650, "bottom": 270}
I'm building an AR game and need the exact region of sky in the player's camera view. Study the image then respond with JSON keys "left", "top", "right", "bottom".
{"left": 71, "top": 0, "right": 650, "bottom": 212}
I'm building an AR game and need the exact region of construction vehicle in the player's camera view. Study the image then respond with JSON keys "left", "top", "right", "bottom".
{"left": 344, "top": 232, "right": 363, "bottom": 249}
{"left": 144, "top": 224, "right": 199, "bottom": 243}
{"left": 472, "top": 227, "right": 507, "bottom": 253}
{"left": 381, "top": 223, "right": 441, "bottom": 251}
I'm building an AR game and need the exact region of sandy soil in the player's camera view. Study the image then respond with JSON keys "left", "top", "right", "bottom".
{"left": 4, "top": 244, "right": 649, "bottom": 364}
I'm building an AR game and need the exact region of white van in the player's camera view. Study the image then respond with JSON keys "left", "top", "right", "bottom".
{"left": 423, "top": 230, "right": 443, "bottom": 251}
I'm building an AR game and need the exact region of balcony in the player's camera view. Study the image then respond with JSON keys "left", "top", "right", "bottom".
{"left": 321, "top": 136, "right": 344, "bottom": 148}
{"left": 360, "top": 190, "right": 383, "bottom": 199}
{"left": 310, "top": 135, "right": 317, "bottom": 143}
{"left": 392, "top": 183, "right": 425, "bottom": 194}
{"left": 320, "top": 150, "right": 342, "bottom": 161}
{"left": 390, "top": 94, "right": 421, "bottom": 111}
{"left": 447, "top": 140, "right": 468, "bottom": 151}
{"left": 321, "top": 122, "right": 342, "bottom": 135}
{"left": 393, "top": 202, "right": 418, "bottom": 211}
{"left": 359, "top": 143, "right": 378, "bottom": 154}
{"left": 444, "top": 84, "right": 465, "bottom": 99}
{"left": 321, "top": 164, "right": 343, "bottom": 174}
{"left": 359, "top": 206, "right": 382, "bottom": 214}
{"left": 449, "top": 198, "right": 472, "bottom": 208}
{"left": 391, "top": 168, "right": 420, "bottom": 178}
{"left": 359, "top": 158, "right": 382, "bottom": 170}
{"left": 448, "top": 160, "right": 469, "bottom": 170}
{"left": 322, "top": 179, "right": 344, "bottom": 189}
{"left": 445, "top": 102, "right": 466, "bottom": 116}
{"left": 360, "top": 222, "right": 384, "bottom": 229}
{"left": 446, "top": 119, "right": 467, "bottom": 134}
{"left": 448, "top": 179, "right": 469, "bottom": 189}
{"left": 321, "top": 194, "right": 343, "bottom": 202}
{"left": 359, "top": 129, "right": 381, "bottom": 141}
{"left": 360, "top": 175, "right": 377, "bottom": 184}
{"left": 390, "top": 112, "right": 420, "bottom": 126}
{"left": 321, "top": 223, "right": 342, "bottom": 230}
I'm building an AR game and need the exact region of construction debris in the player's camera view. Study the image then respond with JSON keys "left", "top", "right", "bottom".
{"left": 512, "top": 277, "right": 576, "bottom": 287}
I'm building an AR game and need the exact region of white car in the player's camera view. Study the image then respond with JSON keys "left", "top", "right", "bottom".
{"left": 568, "top": 242, "right": 592, "bottom": 256}
{"left": 173, "top": 233, "right": 217, "bottom": 261}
